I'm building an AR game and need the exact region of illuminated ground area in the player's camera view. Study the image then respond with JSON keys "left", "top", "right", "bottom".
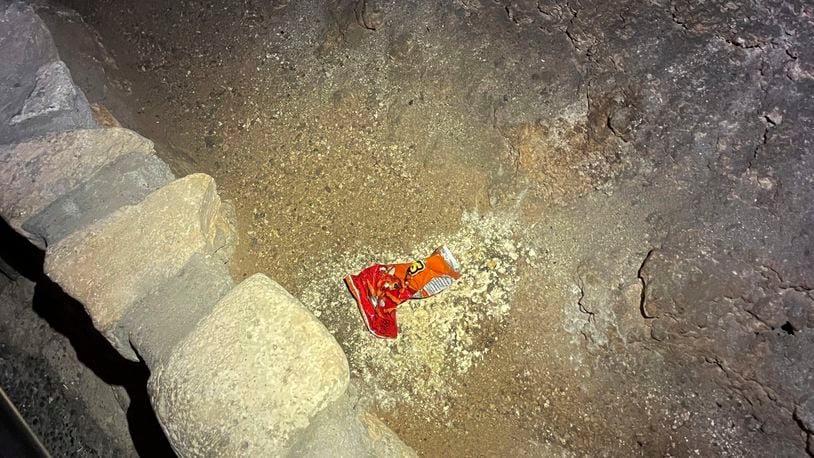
{"left": 41, "top": 0, "right": 814, "bottom": 455}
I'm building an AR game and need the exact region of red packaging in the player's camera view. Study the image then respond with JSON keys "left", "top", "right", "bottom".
{"left": 344, "top": 246, "right": 461, "bottom": 339}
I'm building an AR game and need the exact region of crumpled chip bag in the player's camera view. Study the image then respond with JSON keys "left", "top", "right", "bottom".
{"left": 344, "top": 246, "right": 462, "bottom": 339}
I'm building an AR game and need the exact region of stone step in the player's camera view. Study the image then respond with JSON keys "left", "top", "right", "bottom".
{"left": 1, "top": 3, "right": 95, "bottom": 144}
{"left": 148, "top": 274, "right": 350, "bottom": 456}
{"left": 44, "top": 173, "right": 235, "bottom": 361}
{"left": 121, "top": 253, "right": 234, "bottom": 369}
{"left": 0, "top": 127, "right": 156, "bottom": 247}
{"left": 22, "top": 151, "right": 174, "bottom": 247}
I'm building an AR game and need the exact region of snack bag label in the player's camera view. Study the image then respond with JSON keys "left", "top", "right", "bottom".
{"left": 408, "top": 260, "right": 425, "bottom": 276}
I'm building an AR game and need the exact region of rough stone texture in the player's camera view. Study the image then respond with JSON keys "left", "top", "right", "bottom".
{"left": 0, "top": 128, "right": 155, "bottom": 247}
{"left": 121, "top": 253, "right": 233, "bottom": 369}
{"left": 211, "top": 199, "right": 237, "bottom": 264}
{"left": 29, "top": 0, "right": 116, "bottom": 105}
{"left": 289, "top": 391, "right": 415, "bottom": 458}
{"left": 796, "top": 398, "right": 814, "bottom": 434}
{"left": 44, "top": 173, "right": 232, "bottom": 361}
{"left": 0, "top": 3, "right": 95, "bottom": 144}
{"left": 0, "top": 2, "right": 57, "bottom": 127}
{"left": 9, "top": 60, "right": 94, "bottom": 128}
{"left": 0, "top": 271, "right": 135, "bottom": 456}
{"left": 148, "top": 274, "right": 349, "bottom": 457}
{"left": 22, "top": 152, "right": 174, "bottom": 247}
{"left": 9, "top": 60, "right": 76, "bottom": 125}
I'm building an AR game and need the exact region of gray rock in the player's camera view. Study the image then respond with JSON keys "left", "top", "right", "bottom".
{"left": 10, "top": 61, "right": 81, "bottom": 125}
{"left": 795, "top": 397, "right": 814, "bottom": 433}
{"left": 6, "top": 60, "right": 95, "bottom": 137}
{"left": 22, "top": 152, "right": 174, "bottom": 247}
{"left": 608, "top": 105, "right": 641, "bottom": 142}
{"left": 0, "top": 128, "right": 154, "bottom": 247}
{"left": 0, "top": 3, "right": 57, "bottom": 120}
{"left": 44, "top": 174, "right": 233, "bottom": 361}
{"left": 0, "top": 4, "right": 95, "bottom": 143}
{"left": 148, "top": 273, "right": 349, "bottom": 457}
{"left": 649, "top": 322, "right": 667, "bottom": 342}
{"left": 0, "top": 1, "right": 55, "bottom": 79}
{"left": 121, "top": 253, "right": 233, "bottom": 369}
{"left": 32, "top": 2, "right": 115, "bottom": 105}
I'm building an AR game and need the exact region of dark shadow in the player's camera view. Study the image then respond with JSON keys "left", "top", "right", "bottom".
{"left": 0, "top": 222, "right": 44, "bottom": 282}
{"left": 0, "top": 219, "right": 175, "bottom": 457}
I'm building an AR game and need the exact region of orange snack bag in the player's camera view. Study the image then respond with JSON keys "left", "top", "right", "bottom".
{"left": 344, "top": 246, "right": 461, "bottom": 338}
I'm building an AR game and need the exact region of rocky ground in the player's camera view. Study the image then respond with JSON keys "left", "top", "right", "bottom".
{"left": 0, "top": 273, "right": 134, "bottom": 457}
{"left": 0, "top": 219, "right": 175, "bottom": 456}
{"left": 30, "top": 0, "right": 814, "bottom": 455}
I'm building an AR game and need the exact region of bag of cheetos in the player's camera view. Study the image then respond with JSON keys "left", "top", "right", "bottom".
{"left": 344, "top": 246, "right": 461, "bottom": 339}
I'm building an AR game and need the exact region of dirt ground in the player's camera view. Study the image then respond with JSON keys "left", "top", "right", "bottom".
{"left": 39, "top": 0, "right": 814, "bottom": 455}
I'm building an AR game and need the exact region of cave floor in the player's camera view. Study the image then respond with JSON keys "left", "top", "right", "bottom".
{"left": 41, "top": 0, "right": 814, "bottom": 455}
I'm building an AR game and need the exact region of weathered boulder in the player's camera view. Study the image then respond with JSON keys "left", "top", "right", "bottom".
{"left": 0, "top": 128, "right": 154, "bottom": 247}
{"left": 22, "top": 152, "right": 174, "bottom": 247}
{"left": 0, "top": 3, "right": 95, "bottom": 143}
{"left": 0, "top": 2, "right": 57, "bottom": 111}
{"left": 796, "top": 397, "right": 814, "bottom": 434}
{"left": 121, "top": 253, "right": 233, "bottom": 369}
{"left": 44, "top": 174, "right": 234, "bottom": 360}
{"left": 7, "top": 60, "right": 95, "bottom": 136}
{"left": 148, "top": 274, "right": 350, "bottom": 457}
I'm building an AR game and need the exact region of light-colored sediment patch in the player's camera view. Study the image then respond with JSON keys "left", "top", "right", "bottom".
{"left": 299, "top": 211, "right": 539, "bottom": 412}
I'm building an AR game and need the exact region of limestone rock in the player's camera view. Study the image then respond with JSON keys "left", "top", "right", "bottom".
{"left": 10, "top": 61, "right": 94, "bottom": 126}
{"left": 44, "top": 174, "right": 231, "bottom": 360}
{"left": 22, "top": 152, "right": 174, "bottom": 247}
{"left": 149, "top": 274, "right": 349, "bottom": 457}
{"left": 0, "top": 5, "right": 94, "bottom": 143}
{"left": 122, "top": 254, "right": 233, "bottom": 369}
{"left": 0, "top": 3, "right": 56, "bottom": 133}
{"left": 0, "top": 2, "right": 55, "bottom": 72}
{"left": 289, "top": 392, "right": 416, "bottom": 458}
{"left": 0, "top": 128, "right": 154, "bottom": 247}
